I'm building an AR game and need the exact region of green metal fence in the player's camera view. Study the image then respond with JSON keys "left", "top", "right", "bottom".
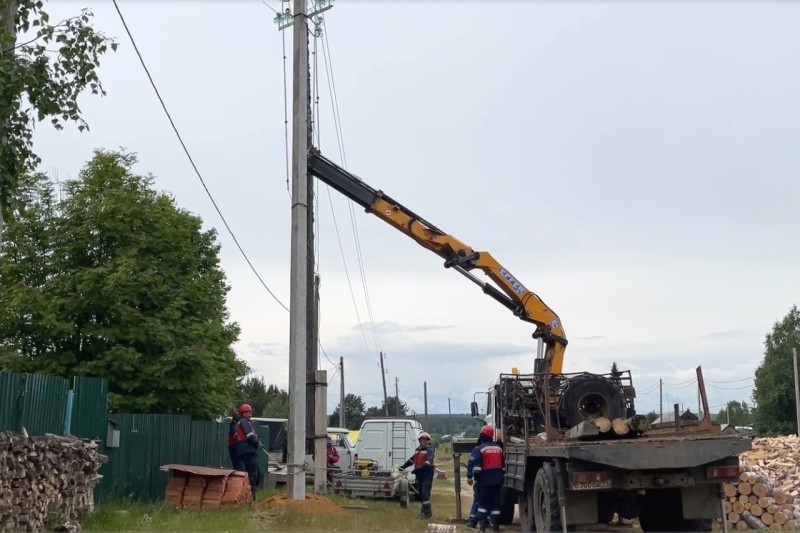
{"left": 0, "top": 370, "right": 262, "bottom": 503}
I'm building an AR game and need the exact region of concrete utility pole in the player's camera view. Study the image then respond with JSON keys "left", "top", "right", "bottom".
{"left": 286, "top": 0, "right": 310, "bottom": 500}
{"left": 305, "top": 274, "right": 318, "bottom": 457}
{"left": 423, "top": 382, "right": 429, "bottom": 431}
{"left": 339, "top": 356, "right": 345, "bottom": 428}
{"left": 793, "top": 347, "right": 800, "bottom": 437}
{"left": 313, "top": 369, "right": 327, "bottom": 495}
{"left": 395, "top": 377, "right": 400, "bottom": 416}
{"left": 379, "top": 352, "right": 389, "bottom": 416}
{"left": 659, "top": 379, "right": 663, "bottom": 420}
{"left": 275, "top": 0, "right": 335, "bottom": 501}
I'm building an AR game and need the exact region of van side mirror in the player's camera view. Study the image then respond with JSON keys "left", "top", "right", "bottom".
{"left": 470, "top": 401, "right": 479, "bottom": 418}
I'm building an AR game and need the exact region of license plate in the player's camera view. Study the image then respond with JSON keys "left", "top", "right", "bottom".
{"left": 352, "top": 490, "right": 376, "bottom": 496}
{"left": 572, "top": 480, "right": 611, "bottom": 490}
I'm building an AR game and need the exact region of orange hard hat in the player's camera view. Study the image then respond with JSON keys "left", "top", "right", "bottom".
{"left": 480, "top": 425, "right": 494, "bottom": 438}
{"left": 238, "top": 403, "right": 253, "bottom": 414}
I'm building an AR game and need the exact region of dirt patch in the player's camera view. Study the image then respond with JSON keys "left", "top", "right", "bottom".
{"left": 258, "top": 493, "right": 349, "bottom": 517}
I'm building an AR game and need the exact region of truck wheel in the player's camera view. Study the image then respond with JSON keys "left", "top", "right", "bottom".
{"left": 558, "top": 374, "right": 626, "bottom": 428}
{"left": 533, "top": 463, "right": 562, "bottom": 532}
{"left": 498, "top": 498, "right": 515, "bottom": 525}
{"left": 399, "top": 478, "right": 410, "bottom": 508}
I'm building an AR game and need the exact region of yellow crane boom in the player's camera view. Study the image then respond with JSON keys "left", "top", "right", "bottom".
{"left": 308, "top": 149, "right": 568, "bottom": 373}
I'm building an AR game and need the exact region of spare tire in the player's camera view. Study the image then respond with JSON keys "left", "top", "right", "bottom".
{"left": 558, "top": 374, "right": 626, "bottom": 428}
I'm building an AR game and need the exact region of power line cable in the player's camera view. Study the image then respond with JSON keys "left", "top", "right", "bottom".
{"left": 319, "top": 20, "right": 383, "bottom": 356}
{"left": 112, "top": 0, "right": 289, "bottom": 312}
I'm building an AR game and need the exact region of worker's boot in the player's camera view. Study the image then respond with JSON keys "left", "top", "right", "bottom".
{"left": 491, "top": 522, "right": 501, "bottom": 532}
{"left": 466, "top": 519, "right": 477, "bottom": 529}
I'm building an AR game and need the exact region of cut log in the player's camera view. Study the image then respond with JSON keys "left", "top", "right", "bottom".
{"left": 739, "top": 495, "right": 750, "bottom": 504}
{"left": 725, "top": 483, "right": 739, "bottom": 498}
{"left": 734, "top": 519, "right": 748, "bottom": 530}
{"left": 594, "top": 417, "right": 612, "bottom": 433}
{"left": 759, "top": 496, "right": 776, "bottom": 508}
{"left": 728, "top": 512, "right": 741, "bottom": 524}
{"left": 750, "top": 494, "right": 760, "bottom": 505}
{"left": 755, "top": 482, "right": 776, "bottom": 498}
{"left": 724, "top": 501, "right": 733, "bottom": 514}
{"left": 774, "top": 510, "right": 790, "bottom": 525}
{"left": 751, "top": 503, "right": 763, "bottom": 516}
{"left": 762, "top": 512, "right": 775, "bottom": 525}
{"left": 732, "top": 501, "right": 746, "bottom": 514}
{"left": 738, "top": 482, "right": 753, "bottom": 496}
{"left": 742, "top": 510, "right": 767, "bottom": 529}
{"left": 611, "top": 418, "right": 630, "bottom": 435}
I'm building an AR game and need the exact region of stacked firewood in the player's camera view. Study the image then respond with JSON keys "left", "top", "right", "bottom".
{"left": 0, "top": 432, "right": 106, "bottom": 533}
{"left": 713, "top": 436, "right": 800, "bottom": 531}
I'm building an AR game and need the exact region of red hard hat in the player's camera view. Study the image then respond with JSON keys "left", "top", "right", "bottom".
{"left": 480, "top": 425, "right": 494, "bottom": 438}
{"left": 238, "top": 403, "right": 253, "bottom": 414}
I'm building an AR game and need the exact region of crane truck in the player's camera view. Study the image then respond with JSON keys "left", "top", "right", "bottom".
{"left": 306, "top": 149, "right": 751, "bottom": 532}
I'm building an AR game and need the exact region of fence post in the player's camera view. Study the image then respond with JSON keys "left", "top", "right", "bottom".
{"left": 63, "top": 389, "right": 74, "bottom": 435}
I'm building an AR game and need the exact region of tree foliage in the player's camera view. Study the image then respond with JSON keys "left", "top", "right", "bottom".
{"left": 328, "top": 393, "right": 366, "bottom": 429}
{"left": 752, "top": 305, "right": 800, "bottom": 436}
{"left": 0, "top": 0, "right": 117, "bottom": 246}
{"left": 262, "top": 384, "right": 289, "bottom": 418}
{"left": 716, "top": 400, "right": 753, "bottom": 427}
{"left": 235, "top": 375, "right": 270, "bottom": 416}
{"left": 643, "top": 411, "right": 659, "bottom": 424}
{"left": 365, "top": 396, "right": 409, "bottom": 418}
{"left": 0, "top": 150, "right": 245, "bottom": 419}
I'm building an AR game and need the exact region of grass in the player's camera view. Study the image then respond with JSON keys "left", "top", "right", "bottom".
{"left": 82, "top": 450, "right": 475, "bottom": 532}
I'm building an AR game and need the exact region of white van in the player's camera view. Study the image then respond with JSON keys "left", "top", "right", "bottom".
{"left": 354, "top": 418, "right": 424, "bottom": 472}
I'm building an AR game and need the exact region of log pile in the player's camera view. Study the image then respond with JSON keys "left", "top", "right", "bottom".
{"left": 567, "top": 416, "right": 650, "bottom": 440}
{"left": 712, "top": 436, "right": 800, "bottom": 531}
{"left": 0, "top": 432, "right": 106, "bottom": 533}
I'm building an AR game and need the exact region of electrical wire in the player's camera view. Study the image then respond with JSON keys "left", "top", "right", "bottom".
{"left": 706, "top": 383, "right": 753, "bottom": 391}
{"left": 705, "top": 377, "right": 754, "bottom": 384}
{"left": 662, "top": 379, "right": 698, "bottom": 389}
{"left": 112, "top": 0, "right": 289, "bottom": 313}
{"left": 281, "top": 15, "right": 291, "bottom": 200}
{"left": 319, "top": 20, "right": 383, "bottom": 357}
{"left": 115, "top": 0, "right": 350, "bottom": 370}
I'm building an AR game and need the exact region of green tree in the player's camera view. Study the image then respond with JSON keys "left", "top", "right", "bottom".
{"left": 236, "top": 375, "right": 269, "bottom": 416}
{"left": 262, "top": 384, "right": 289, "bottom": 418}
{"left": 752, "top": 305, "right": 800, "bottom": 436}
{"left": 1, "top": 1, "right": 116, "bottom": 248}
{"left": 643, "top": 411, "right": 659, "bottom": 424}
{"left": 329, "top": 393, "right": 366, "bottom": 428}
{"left": 365, "top": 396, "right": 409, "bottom": 418}
{"left": 716, "top": 400, "right": 753, "bottom": 427}
{"left": 0, "top": 150, "right": 245, "bottom": 419}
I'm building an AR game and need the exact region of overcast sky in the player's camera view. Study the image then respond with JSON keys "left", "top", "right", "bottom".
{"left": 32, "top": 1, "right": 800, "bottom": 421}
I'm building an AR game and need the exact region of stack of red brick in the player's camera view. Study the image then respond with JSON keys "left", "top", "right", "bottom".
{"left": 160, "top": 464, "right": 252, "bottom": 509}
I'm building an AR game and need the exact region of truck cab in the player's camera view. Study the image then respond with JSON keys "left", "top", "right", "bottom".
{"left": 325, "top": 426, "right": 356, "bottom": 472}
